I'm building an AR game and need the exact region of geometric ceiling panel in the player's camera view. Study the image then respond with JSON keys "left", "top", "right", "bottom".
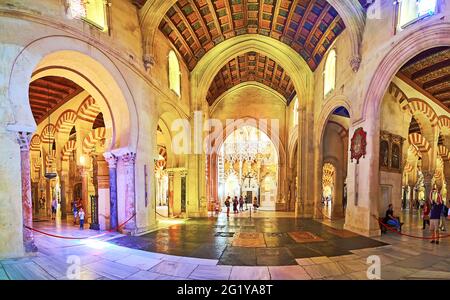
{"left": 159, "top": 0, "right": 346, "bottom": 71}
{"left": 206, "top": 51, "right": 297, "bottom": 105}
{"left": 399, "top": 47, "right": 450, "bottom": 110}
{"left": 29, "top": 76, "right": 84, "bottom": 125}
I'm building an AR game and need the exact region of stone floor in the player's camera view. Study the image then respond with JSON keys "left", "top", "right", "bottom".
{"left": 1, "top": 210, "right": 449, "bottom": 280}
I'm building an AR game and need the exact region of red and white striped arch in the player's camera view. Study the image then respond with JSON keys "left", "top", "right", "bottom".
{"left": 439, "top": 116, "right": 450, "bottom": 131}
{"left": 82, "top": 127, "right": 106, "bottom": 155}
{"left": 61, "top": 140, "right": 77, "bottom": 161}
{"left": 55, "top": 110, "right": 77, "bottom": 134}
{"left": 406, "top": 99, "right": 439, "bottom": 127}
{"left": 438, "top": 145, "right": 450, "bottom": 162}
{"left": 408, "top": 133, "right": 431, "bottom": 153}
{"left": 388, "top": 82, "right": 409, "bottom": 109}
{"left": 30, "top": 134, "right": 41, "bottom": 152}
{"left": 77, "top": 96, "right": 101, "bottom": 123}
{"left": 155, "top": 145, "right": 168, "bottom": 170}
{"left": 403, "top": 162, "right": 414, "bottom": 174}
{"left": 40, "top": 124, "right": 56, "bottom": 144}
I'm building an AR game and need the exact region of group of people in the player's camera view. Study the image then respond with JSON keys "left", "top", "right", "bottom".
{"left": 384, "top": 196, "right": 449, "bottom": 244}
{"left": 224, "top": 195, "right": 259, "bottom": 218}
{"left": 71, "top": 198, "right": 85, "bottom": 230}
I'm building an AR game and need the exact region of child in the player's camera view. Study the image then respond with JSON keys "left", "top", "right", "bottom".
{"left": 79, "top": 208, "right": 85, "bottom": 230}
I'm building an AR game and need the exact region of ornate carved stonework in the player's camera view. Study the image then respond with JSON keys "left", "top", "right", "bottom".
{"left": 350, "top": 55, "right": 362, "bottom": 73}
{"left": 380, "top": 131, "right": 404, "bottom": 173}
{"left": 16, "top": 131, "right": 32, "bottom": 152}
{"left": 104, "top": 152, "right": 118, "bottom": 169}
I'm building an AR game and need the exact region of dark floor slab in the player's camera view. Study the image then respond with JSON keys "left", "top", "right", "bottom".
{"left": 218, "top": 247, "right": 257, "bottom": 266}
{"left": 302, "top": 242, "right": 351, "bottom": 257}
{"left": 328, "top": 236, "right": 389, "bottom": 251}
{"left": 286, "top": 245, "right": 322, "bottom": 258}
{"left": 256, "top": 247, "right": 297, "bottom": 266}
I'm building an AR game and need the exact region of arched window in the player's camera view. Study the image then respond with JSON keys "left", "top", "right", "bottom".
{"left": 168, "top": 51, "right": 181, "bottom": 97}
{"left": 323, "top": 49, "right": 336, "bottom": 97}
{"left": 397, "top": 0, "right": 437, "bottom": 29}
{"left": 293, "top": 97, "right": 299, "bottom": 127}
{"left": 69, "top": 0, "right": 108, "bottom": 31}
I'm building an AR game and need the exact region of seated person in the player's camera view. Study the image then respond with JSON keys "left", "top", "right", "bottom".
{"left": 385, "top": 204, "right": 403, "bottom": 231}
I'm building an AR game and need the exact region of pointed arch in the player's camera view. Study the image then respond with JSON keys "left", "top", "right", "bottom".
{"left": 30, "top": 134, "right": 41, "bottom": 152}
{"left": 77, "top": 96, "right": 101, "bottom": 123}
{"left": 40, "top": 124, "right": 56, "bottom": 143}
{"left": 409, "top": 132, "right": 431, "bottom": 153}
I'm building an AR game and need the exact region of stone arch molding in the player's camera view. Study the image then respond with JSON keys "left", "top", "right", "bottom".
{"left": 139, "top": 0, "right": 365, "bottom": 72}
{"left": 362, "top": 22, "right": 450, "bottom": 122}
{"left": 191, "top": 34, "right": 313, "bottom": 110}
{"left": 7, "top": 35, "right": 139, "bottom": 152}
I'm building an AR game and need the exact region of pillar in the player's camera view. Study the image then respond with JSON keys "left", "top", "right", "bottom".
{"left": 168, "top": 170, "right": 174, "bottom": 217}
{"left": 17, "top": 132, "right": 38, "bottom": 253}
{"left": 96, "top": 155, "right": 110, "bottom": 230}
{"left": 423, "top": 171, "right": 433, "bottom": 202}
{"left": 104, "top": 152, "right": 118, "bottom": 231}
{"left": 121, "top": 152, "right": 137, "bottom": 234}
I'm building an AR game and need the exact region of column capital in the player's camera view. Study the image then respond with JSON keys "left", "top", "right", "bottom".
{"left": 16, "top": 131, "right": 33, "bottom": 152}
{"left": 104, "top": 152, "right": 118, "bottom": 169}
{"left": 120, "top": 152, "right": 137, "bottom": 165}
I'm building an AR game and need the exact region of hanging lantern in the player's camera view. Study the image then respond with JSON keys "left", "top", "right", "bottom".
{"left": 44, "top": 82, "right": 58, "bottom": 180}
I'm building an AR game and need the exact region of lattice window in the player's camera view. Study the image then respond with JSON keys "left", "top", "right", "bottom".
{"left": 68, "top": 0, "right": 108, "bottom": 31}
{"left": 168, "top": 50, "right": 181, "bottom": 97}
{"left": 323, "top": 49, "right": 336, "bottom": 97}
{"left": 397, "top": 0, "right": 437, "bottom": 29}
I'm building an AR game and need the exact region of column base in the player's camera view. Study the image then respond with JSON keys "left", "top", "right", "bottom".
{"left": 344, "top": 223, "right": 381, "bottom": 238}
{"left": 24, "top": 241, "right": 38, "bottom": 253}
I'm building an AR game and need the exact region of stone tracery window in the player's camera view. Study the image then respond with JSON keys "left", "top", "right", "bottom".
{"left": 168, "top": 50, "right": 181, "bottom": 97}
{"left": 323, "top": 49, "right": 336, "bottom": 97}
{"left": 68, "top": 0, "right": 108, "bottom": 31}
{"left": 397, "top": 0, "right": 438, "bottom": 29}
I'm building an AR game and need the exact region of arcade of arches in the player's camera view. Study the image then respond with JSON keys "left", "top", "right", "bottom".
{"left": 1, "top": 0, "right": 450, "bottom": 272}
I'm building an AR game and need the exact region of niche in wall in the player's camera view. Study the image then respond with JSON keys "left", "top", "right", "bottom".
{"left": 380, "top": 131, "right": 404, "bottom": 173}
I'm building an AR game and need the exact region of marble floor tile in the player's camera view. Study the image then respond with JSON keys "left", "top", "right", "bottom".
{"left": 268, "top": 266, "right": 311, "bottom": 280}
{"left": 310, "top": 256, "right": 333, "bottom": 264}
{"left": 379, "top": 265, "right": 420, "bottom": 280}
{"left": 32, "top": 256, "right": 72, "bottom": 279}
{"left": 329, "top": 254, "right": 360, "bottom": 262}
{"left": 3, "top": 262, "right": 55, "bottom": 280}
{"left": 0, "top": 267, "right": 9, "bottom": 280}
{"left": 125, "top": 270, "right": 161, "bottom": 280}
{"left": 58, "top": 269, "right": 105, "bottom": 280}
{"left": 304, "top": 262, "right": 344, "bottom": 279}
{"left": 337, "top": 259, "right": 369, "bottom": 273}
{"left": 295, "top": 258, "right": 316, "bottom": 266}
{"left": 115, "top": 255, "right": 162, "bottom": 270}
{"left": 178, "top": 257, "right": 219, "bottom": 266}
{"left": 84, "top": 260, "right": 140, "bottom": 279}
{"left": 189, "top": 265, "right": 232, "bottom": 280}
{"left": 406, "top": 270, "right": 450, "bottom": 280}
{"left": 229, "top": 266, "right": 270, "bottom": 280}
{"left": 150, "top": 261, "right": 198, "bottom": 278}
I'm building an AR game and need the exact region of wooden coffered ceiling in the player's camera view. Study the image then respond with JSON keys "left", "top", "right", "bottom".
{"left": 159, "top": 0, "right": 347, "bottom": 71}
{"left": 398, "top": 47, "right": 450, "bottom": 111}
{"left": 207, "top": 51, "right": 296, "bottom": 105}
{"left": 29, "top": 76, "right": 84, "bottom": 125}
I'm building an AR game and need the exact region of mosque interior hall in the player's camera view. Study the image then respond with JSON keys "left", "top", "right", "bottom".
{"left": 0, "top": 0, "right": 450, "bottom": 281}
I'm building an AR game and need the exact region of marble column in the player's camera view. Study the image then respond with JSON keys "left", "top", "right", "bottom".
{"left": 168, "top": 170, "right": 174, "bottom": 217}
{"left": 80, "top": 167, "right": 89, "bottom": 215}
{"left": 423, "top": 171, "right": 433, "bottom": 202}
{"left": 17, "top": 132, "right": 38, "bottom": 253}
{"left": 104, "top": 153, "right": 118, "bottom": 231}
{"left": 121, "top": 152, "right": 137, "bottom": 233}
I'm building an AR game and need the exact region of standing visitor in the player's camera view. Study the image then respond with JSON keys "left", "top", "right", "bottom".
{"left": 239, "top": 196, "right": 244, "bottom": 212}
{"left": 78, "top": 207, "right": 85, "bottom": 230}
{"left": 225, "top": 196, "right": 231, "bottom": 218}
{"left": 253, "top": 197, "right": 259, "bottom": 212}
{"left": 422, "top": 200, "right": 431, "bottom": 230}
{"left": 233, "top": 196, "right": 238, "bottom": 214}
{"left": 440, "top": 203, "right": 448, "bottom": 231}
{"left": 430, "top": 199, "right": 444, "bottom": 244}
{"left": 72, "top": 200, "right": 78, "bottom": 225}
{"left": 51, "top": 197, "right": 57, "bottom": 220}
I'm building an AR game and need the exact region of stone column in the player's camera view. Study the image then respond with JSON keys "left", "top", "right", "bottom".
{"left": 17, "top": 132, "right": 38, "bottom": 253}
{"left": 80, "top": 167, "right": 89, "bottom": 215}
{"left": 423, "top": 171, "right": 433, "bottom": 202}
{"left": 104, "top": 152, "right": 118, "bottom": 231}
{"left": 168, "top": 170, "right": 174, "bottom": 217}
{"left": 121, "top": 152, "right": 137, "bottom": 234}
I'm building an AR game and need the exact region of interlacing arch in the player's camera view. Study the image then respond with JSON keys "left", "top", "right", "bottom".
{"left": 55, "top": 110, "right": 78, "bottom": 134}
{"left": 40, "top": 124, "right": 56, "bottom": 144}
{"left": 388, "top": 82, "right": 409, "bottom": 109}
{"left": 77, "top": 96, "right": 101, "bottom": 123}
{"left": 82, "top": 127, "right": 106, "bottom": 155}
{"left": 439, "top": 116, "right": 450, "bottom": 131}
{"left": 61, "top": 140, "right": 77, "bottom": 162}
{"left": 30, "top": 134, "right": 41, "bottom": 152}
{"left": 403, "top": 162, "right": 414, "bottom": 174}
{"left": 406, "top": 99, "right": 439, "bottom": 128}
{"left": 408, "top": 133, "right": 431, "bottom": 153}
{"left": 408, "top": 144, "right": 421, "bottom": 159}
{"left": 438, "top": 145, "right": 450, "bottom": 162}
